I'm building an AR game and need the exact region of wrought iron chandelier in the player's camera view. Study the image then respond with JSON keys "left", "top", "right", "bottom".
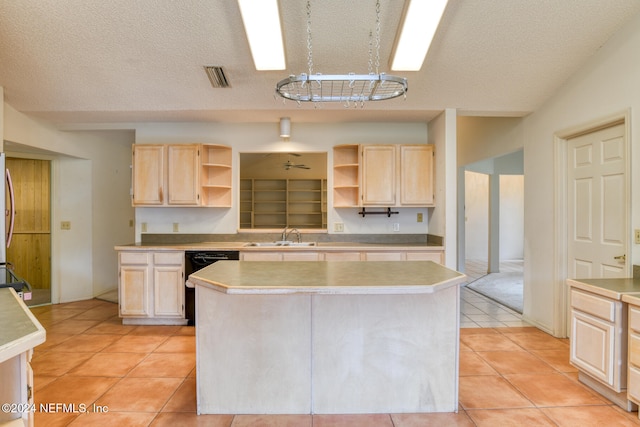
{"left": 275, "top": 0, "right": 408, "bottom": 108}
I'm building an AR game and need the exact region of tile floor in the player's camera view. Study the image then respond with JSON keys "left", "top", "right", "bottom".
{"left": 28, "top": 297, "right": 640, "bottom": 426}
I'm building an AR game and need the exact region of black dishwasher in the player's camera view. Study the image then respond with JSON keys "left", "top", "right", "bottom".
{"left": 184, "top": 251, "right": 239, "bottom": 325}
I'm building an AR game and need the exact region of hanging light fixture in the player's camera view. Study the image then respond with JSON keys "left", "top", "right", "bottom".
{"left": 275, "top": 0, "right": 407, "bottom": 108}
{"left": 279, "top": 117, "right": 291, "bottom": 138}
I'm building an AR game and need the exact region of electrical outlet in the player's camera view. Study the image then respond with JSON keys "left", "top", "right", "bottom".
{"left": 635, "top": 229, "right": 640, "bottom": 244}
{"left": 393, "top": 223, "right": 400, "bottom": 232}
{"left": 141, "top": 222, "right": 147, "bottom": 233}
{"left": 173, "top": 223, "right": 180, "bottom": 232}
{"left": 60, "top": 221, "right": 71, "bottom": 230}
{"left": 334, "top": 222, "right": 344, "bottom": 232}
{"left": 417, "top": 213, "right": 423, "bottom": 223}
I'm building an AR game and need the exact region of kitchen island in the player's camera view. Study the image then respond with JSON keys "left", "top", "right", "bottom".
{"left": 188, "top": 260, "right": 466, "bottom": 415}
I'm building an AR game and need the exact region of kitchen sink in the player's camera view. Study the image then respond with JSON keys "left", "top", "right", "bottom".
{"left": 245, "top": 241, "right": 317, "bottom": 247}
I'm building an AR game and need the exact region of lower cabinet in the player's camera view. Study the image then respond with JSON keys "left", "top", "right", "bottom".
{"left": 118, "top": 250, "right": 186, "bottom": 325}
{"left": 241, "top": 250, "right": 443, "bottom": 263}
{"left": 626, "top": 303, "right": 640, "bottom": 406}
{"left": 570, "top": 288, "right": 623, "bottom": 390}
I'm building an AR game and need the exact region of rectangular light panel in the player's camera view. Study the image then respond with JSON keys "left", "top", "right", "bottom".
{"left": 391, "top": 0, "right": 448, "bottom": 71}
{"left": 237, "top": 0, "right": 286, "bottom": 70}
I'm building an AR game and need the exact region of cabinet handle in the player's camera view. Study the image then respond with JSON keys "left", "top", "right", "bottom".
{"left": 159, "top": 187, "right": 163, "bottom": 202}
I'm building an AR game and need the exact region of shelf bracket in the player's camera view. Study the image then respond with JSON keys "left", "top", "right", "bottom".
{"left": 358, "top": 207, "right": 399, "bottom": 218}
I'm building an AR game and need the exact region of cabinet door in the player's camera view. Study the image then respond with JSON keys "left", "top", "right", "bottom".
{"left": 363, "top": 252, "right": 404, "bottom": 261}
{"left": 361, "top": 145, "right": 396, "bottom": 206}
{"left": 242, "top": 252, "right": 283, "bottom": 261}
{"left": 400, "top": 145, "right": 434, "bottom": 206}
{"left": 406, "top": 251, "right": 443, "bottom": 264}
{"left": 132, "top": 145, "right": 165, "bottom": 206}
{"left": 154, "top": 265, "right": 184, "bottom": 317}
{"left": 324, "top": 252, "right": 362, "bottom": 261}
{"left": 168, "top": 144, "right": 200, "bottom": 205}
{"left": 282, "top": 252, "right": 320, "bottom": 261}
{"left": 120, "top": 264, "right": 151, "bottom": 317}
{"left": 570, "top": 309, "right": 616, "bottom": 388}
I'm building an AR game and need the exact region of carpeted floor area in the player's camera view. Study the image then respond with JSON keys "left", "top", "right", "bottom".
{"left": 466, "top": 271, "right": 523, "bottom": 313}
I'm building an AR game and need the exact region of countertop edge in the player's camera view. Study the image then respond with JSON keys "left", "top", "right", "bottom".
{"left": 567, "top": 278, "right": 640, "bottom": 300}
{"left": 0, "top": 289, "right": 47, "bottom": 364}
{"left": 115, "top": 242, "right": 445, "bottom": 251}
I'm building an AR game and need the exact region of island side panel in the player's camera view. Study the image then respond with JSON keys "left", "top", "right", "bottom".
{"left": 311, "top": 285, "right": 460, "bottom": 413}
{"left": 196, "top": 285, "right": 312, "bottom": 414}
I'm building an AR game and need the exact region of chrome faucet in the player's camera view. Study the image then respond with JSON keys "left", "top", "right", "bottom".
{"left": 281, "top": 227, "right": 301, "bottom": 243}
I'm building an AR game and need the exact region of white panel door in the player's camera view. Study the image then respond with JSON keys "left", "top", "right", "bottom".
{"left": 567, "top": 123, "right": 627, "bottom": 279}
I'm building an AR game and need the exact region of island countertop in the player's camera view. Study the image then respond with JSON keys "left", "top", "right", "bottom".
{"left": 0, "top": 288, "right": 46, "bottom": 364}
{"left": 188, "top": 260, "right": 466, "bottom": 295}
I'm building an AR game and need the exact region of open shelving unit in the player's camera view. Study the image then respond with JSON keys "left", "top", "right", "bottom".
{"left": 200, "top": 144, "right": 232, "bottom": 207}
{"left": 333, "top": 144, "right": 360, "bottom": 207}
{"left": 240, "top": 178, "right": 327, "bottom": 229}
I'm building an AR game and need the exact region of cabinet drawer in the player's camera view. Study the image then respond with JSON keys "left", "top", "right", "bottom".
{"left": 630, "top": 306, "right": 640, "bottom": 333}
{"left": 628, "top": 365, "right": 640, "bottom": 404}
{"left": 630, "top": 333, "right": 640, "bottom": 367}
{"left": 120, "top": 252, "right": 150, "bottom": 265}
{"left": 571, "top": 289, "right": 616, "bottom": 322}
{"left": 154, "top": 252, "right": 184, "bottom": 265}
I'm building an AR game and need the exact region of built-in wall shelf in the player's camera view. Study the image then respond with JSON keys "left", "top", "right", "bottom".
{"left": 240, "top": 178, "right": 327, "bottom": 229}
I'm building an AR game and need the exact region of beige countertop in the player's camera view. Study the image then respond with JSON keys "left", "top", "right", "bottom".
{"left": 115, "top": 241, "right": 444, "bottom": 251}
{"left": 0, "top": 288, "right": 46, "bottom": 363}
{"left": 567, "top": 277, "right": 640, "bottom": 300}
{"left": 188, "top": 260, "right": 466, "bottom": 295}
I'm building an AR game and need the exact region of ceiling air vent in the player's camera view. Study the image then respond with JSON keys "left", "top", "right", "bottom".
{"left": 204, "top": 66, "right": 230, "bottom": 88}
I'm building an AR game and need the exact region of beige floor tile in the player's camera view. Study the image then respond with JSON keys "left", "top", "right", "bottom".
{"left": 161, "top": 378, "right": 197, "bottom": 412}
{"left": 467, "top": 408, "right": 557, "bottom": 426}
{"left": 150, "top": 412, "right": 234, "bottom": 426}
{"left": 95, "top": 377, "right": 182, "bottom": 412}
{"left": 68, "top": 352, "right": 147, "bottom": 377}
{"left": 460, "top": 332, "right": 523, "bottom": 352}
{"left": 541, "top": 405, "right": 640, "bottom": 426}
{"left": 459, "top": 351, "right": 498, "bottom": 376}
{"left": 312, "top": 414, "right": 394, "bottom": 427}
{"left": 232, "top": 414, "right": 313, "bottom": 427}
{"left": 31, "top": 351, "right": 94, "bottom": 376}
{"left": 101, "top": 334, "right": 168, "bottom": 353}
{"left": 154, "top": 335, "right": 196, "bottom": 353}
{"left": 476, "top": 350, "right": 556, "bottom": 374}
{"left": 48, "top": 333, "right": 121, "bottom": 353}
{"left": 505, "top": 373, "right": 607, "bottom": 406}
{"left": 127, "top": 352, "right": 195, "bottom": 378}
{"left": 459, "top": 376, "right": 533, "bottom": 409}
{"left": 36, "top": 376, "right": 120, "bottom": 406}
{"left": 391, "top": 412, "right": 476, "bottom": 426}
{"left": 68, "top": 411, "right": 156, "bottom": 426}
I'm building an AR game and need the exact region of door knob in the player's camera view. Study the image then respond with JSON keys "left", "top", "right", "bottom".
{"left": 614, "top": 254, "right": 626, "bottom": 262}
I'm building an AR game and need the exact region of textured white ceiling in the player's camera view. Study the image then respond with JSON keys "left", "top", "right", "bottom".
{"left": 0, "top": 0, "right": 639, "bottom": 126}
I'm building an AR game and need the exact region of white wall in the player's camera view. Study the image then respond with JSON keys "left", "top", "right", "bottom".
{"left": 522, "top": 12, "right": 640, "bottom": 335}
{"left": 3, "top": 104, "right": 134, "bottom": 302}
{"left": 464, "top": 171, "right": 489, "bottom": 260}
{"left": 499, "top": 175, "right": 524, "bottom": 260}
{"left": 134, "top": 121, "right": 433, "bottom": 239}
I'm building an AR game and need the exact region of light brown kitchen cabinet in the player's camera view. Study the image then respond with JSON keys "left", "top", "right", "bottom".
{"left": 132, "top": 144, "right": 166, "bottom": 205}
{"left": 627, "top": 304, "right": 640, "bottom": 405}
{"left": 132, "top": 143, "right": 232, "bottom": 207}
{"left": 118, "top": 250, "right": 187, "bottom": 325}
{"left": 333, "top": 144, "right": 434, "bottom": 208}
{"left": 361, "top": 145, "right": 396, "bottom": 206}
{"left": 400, "top": 145, "right": 434, "bottom": 206}
{"left": 167, "top": 144, "right": 201, "bottom": 205}
{"left": 332, "top": 144, "right": 360, "bottom": 207}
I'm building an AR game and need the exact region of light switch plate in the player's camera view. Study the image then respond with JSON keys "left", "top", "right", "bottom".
{"left": 635, "top": 229, "right": 640, "bottom": 244}
{"left": 173, "top": 223, "right": 179, "bottom": 232}
{"left": 334, "top": 222, "right": 344, "bottom": 232}
{"left": 60, "top": 221, "right": 71, "bottom": 230}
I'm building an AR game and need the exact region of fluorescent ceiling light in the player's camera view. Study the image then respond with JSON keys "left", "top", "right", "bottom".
{"left": 391, "top": 0, "right": 448, "bottom": 71}
{"left": 237, "top": 0, "right": 286, "bottom": 70}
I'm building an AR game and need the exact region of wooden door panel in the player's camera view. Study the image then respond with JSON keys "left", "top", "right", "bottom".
{"left": 7, "top": 233, "right": 51, "bottom": 289}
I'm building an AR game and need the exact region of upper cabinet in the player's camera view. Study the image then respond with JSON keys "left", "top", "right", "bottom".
{"left": 400, "top": 144, "right": 434, "bottom": 206}
{"left": 132, "top": 143, "right": 232, "bottom": 207}
{"left": 333, "top": 144, "right": 435, "bottom": 208}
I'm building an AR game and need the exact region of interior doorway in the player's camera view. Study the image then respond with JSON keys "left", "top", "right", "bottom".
{"left": 463, "top": 151, "right": 524, "bottom": 313}
{"left": 6, "top": 158, "right": 51, "bottom": 306}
